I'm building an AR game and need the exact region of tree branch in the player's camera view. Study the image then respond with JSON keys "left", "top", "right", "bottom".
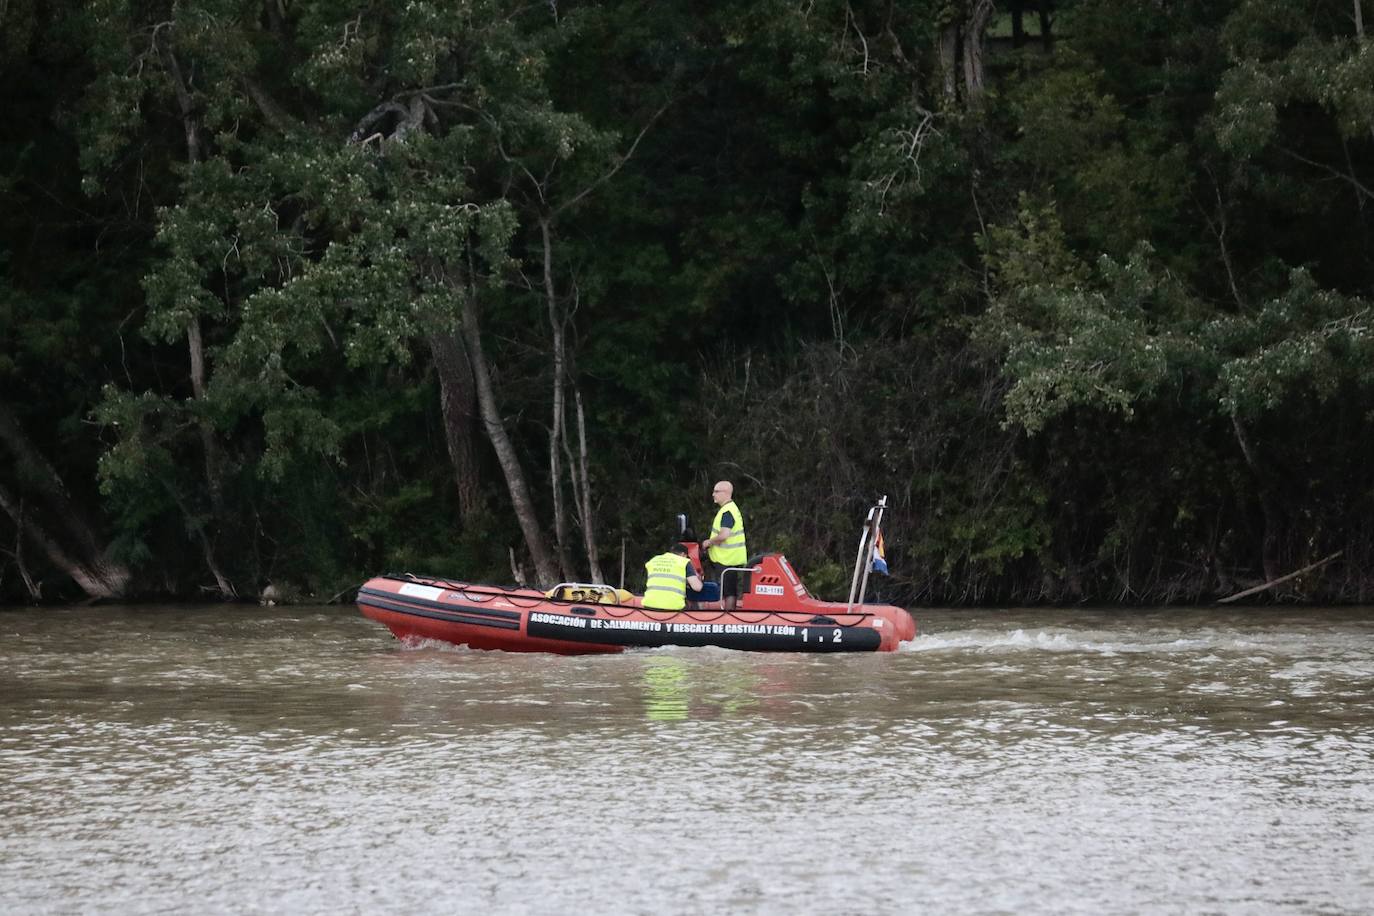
{"left": 243, "top": 76, "right": 298, "bottom": 134}
{"left": 554, "top": 97, "right": 676, "bottom": 218}
{"left": 1217, "top": 550, "right": 1343, "bottom": 604}
{"left": 1279, "top": 145, "right": 1374, "bottom": 201}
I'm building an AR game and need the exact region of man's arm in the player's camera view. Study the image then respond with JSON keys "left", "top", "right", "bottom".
{"left": 702, "top": 530, "right": 729, "bottom": 548}
{"left": 703, "top": 512, "right": 735, "bottom": 548}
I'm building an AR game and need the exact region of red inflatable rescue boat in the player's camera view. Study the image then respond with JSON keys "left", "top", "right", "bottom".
{"left": 357, "top": 497, "right": 915, "bottom": 654}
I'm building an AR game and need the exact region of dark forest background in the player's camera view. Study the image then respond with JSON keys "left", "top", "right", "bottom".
{"left": 4, "top": 0, "right": 1374, "bottom": 606}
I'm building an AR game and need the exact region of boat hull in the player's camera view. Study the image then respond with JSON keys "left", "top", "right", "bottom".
{"left": 357, "top": 555, "right": 915, "bottom": 655}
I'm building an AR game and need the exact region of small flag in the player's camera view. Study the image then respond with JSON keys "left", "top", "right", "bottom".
{"left": 871, "top": 529, "right": 889, "bottom": 576}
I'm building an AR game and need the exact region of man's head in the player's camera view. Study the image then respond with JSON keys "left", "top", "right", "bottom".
{"left": 712, "top": 480, "right": 734, "bottom": 506}
{"left": 669, "top": 542, "right": 689, "bottom": 556}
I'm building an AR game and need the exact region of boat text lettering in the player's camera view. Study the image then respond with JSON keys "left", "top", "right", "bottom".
{"left": 529, "top": 612, "right": 588, "bottom": 628}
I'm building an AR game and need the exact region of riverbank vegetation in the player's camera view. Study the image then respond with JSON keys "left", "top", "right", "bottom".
{"left": 4, "top": 0, "right": 1374, "bottom": 605}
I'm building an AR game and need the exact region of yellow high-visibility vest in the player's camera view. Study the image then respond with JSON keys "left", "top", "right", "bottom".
{"left": 709, "top": 500, "right": 747, "bottom": 566}
{"left": 643, "top": 552, "right": 691, "bottom": 610}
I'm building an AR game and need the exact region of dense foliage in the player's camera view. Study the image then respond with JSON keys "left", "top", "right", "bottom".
{"left": 4, "top": 0, "right": 1374, "bottom": 605}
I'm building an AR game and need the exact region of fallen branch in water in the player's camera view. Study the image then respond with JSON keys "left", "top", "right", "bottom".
{"left": 1216, "top": 550, "right": 1344, "bottom": 604}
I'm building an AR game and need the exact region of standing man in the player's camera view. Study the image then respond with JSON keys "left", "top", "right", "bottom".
{"left": 702, "top": 480, "right": 748, "bottom": 610}
{"left": 643, "top": 543, "right": 704, "bottom": 611}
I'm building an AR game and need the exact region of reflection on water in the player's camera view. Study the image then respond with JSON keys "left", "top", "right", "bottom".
{"left": 1, "top": 604, "right": 1373, "bottom": 914}
{"left": 642, "top": 657, "right": 764, "bottom": 721}
{"left": 643, "top": 657, "right": 690, "bottom": 720}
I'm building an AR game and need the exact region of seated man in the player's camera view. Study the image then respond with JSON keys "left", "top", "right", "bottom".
{"left": 643, "top": 543, "right": 704, "bottom": 611}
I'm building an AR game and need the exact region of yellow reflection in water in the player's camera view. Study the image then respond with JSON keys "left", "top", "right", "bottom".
{"left": 643, "top": 657, "right": 690, "bottom": 721}
{"left": 641, "top": 656, "right": 766, "bottom": 721}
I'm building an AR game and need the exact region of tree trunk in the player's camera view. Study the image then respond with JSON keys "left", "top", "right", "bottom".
{"left": 191, "top": 508, "right": 235, "bottom": 597}
{"left": 1357, "top": 1, "right": 1374, "bottom": 144}
{"left": 508, "top": 546, "right": 528, "bottom": 586}
{"left": 540, "top": 218, "right": 574, "bottom": 581}
{"left": 428, "top": 329, "right": 483, "bottom": 522}
{"left": 459, "top": 294, "right": 560, "bottom": 587}
{"left": 0, "top": 481, "right": 129, "bottom": 600}
{"left": 1230, "top": 413, "right": 1281, "bottom": 583}
{"left": 516, "top": 104, "right": 669, "bottom": 586}
{"left": 1039, "top": 5, "right": 1054, "bottom": 52}
{"left": 0, "top": 403, "right": 131, "bottom": 598}
{"left": 186, "top": 315, "right": 235, "bottom": 598}
{"left": 962, "top": 0, "right": 995, "bottom": 103}
{"left": 938, "top": 23, "right": 960, "bottom": 104}
{"left": 187, "top": 315, "right": 224, "bottom": 512}
{"left": 572, "top": 386, "right": 605, "bottom": 584}
{"left": 9, "top": 537, "right": 43, "bottom": 600}
{"left": 163, "top": 27, "right": 235, "bottom": 599}
{"left": 160, "top": 35, "right": 201, "bottom": 166}
{"left": 264, "top": 0, "right": 286, "bottom": 36}
{"left": 0, "top": 402, "right": 105, "bottom": 560}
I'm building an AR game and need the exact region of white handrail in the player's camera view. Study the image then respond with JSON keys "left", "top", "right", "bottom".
{"left": 719, "top": 565, "right": 755, "bottom": 606}
{"left": 845, "top": 505, "right": 876, "bottom": 610}
{"left": 846, "top": 495, "right": 887, "bottom": 613}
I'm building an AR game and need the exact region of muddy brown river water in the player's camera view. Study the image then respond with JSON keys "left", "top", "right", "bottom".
{"left": 2, "top": 604, "right": 1372, "bottom": 914}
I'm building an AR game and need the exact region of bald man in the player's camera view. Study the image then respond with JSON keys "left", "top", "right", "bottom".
{"left": 702, "top": 480, "right": 749, "bottom": 610}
